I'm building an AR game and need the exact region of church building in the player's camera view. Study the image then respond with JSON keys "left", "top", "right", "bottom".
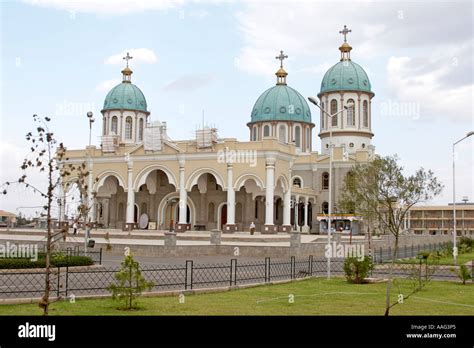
{"left": 62, "top": 26, "right": 375, "bottom": 234}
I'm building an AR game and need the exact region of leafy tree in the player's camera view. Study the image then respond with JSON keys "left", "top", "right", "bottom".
{"left": 343, "top": 256, "right": 374, "bottom": 283}
{"left": 338, "top": 155, "right": 442, "bottom": 316}
{"left": 108, "top": 253, "right": 154, "bottom": 310}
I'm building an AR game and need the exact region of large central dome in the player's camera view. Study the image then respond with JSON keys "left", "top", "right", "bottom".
{"left": 251, "top": 84, "right": 311, "bottom": 123}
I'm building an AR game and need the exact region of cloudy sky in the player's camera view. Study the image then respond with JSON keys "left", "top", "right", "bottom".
{"left": 0, "top": 0, "right": 473, "bottom": 217}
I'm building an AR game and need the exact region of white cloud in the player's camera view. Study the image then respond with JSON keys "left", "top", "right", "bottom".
{"left": 95, "top": 78, "right": 121, "bottom": 92}
{"left": 22, "top": 0, "right": 186, "bottom": 15}
{"left": 162, "top": 74, "right": 215, "bottom": 92}
{"left": 105, "top": 48, "right": 158, "bottom": 65}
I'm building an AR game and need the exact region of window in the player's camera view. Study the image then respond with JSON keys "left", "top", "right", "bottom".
{"left": 322, "top": 202, "right": 329, "bottom": 214}
{"left": 278, "top": 125, "right": 286, "bottom": 143}
{"left": 363, "top": 100, "right": 368, "bottom": 127}
{"left": 322, "top": 172, "right": 329, "bottom": 190}
{"left": 330, "top": 99, "right": 338, "bottom": 126}
{"left": 362, "top": 143, "right": 366, "bottom": 148}
{"left": 138, "top": 118, "right": 144, "bottom": 141}
{"left": 263, "top": 125, "right": 270, "bottom": 137}
{"left": 252, "top": 126, "right": 257, "bottom": 141}
{"left": 306, "top": 128, "right": 310, "bottom": 150}
{"left": 349, "top": 142, "right": 354, "bottom": 148}
{"left": 294, "top": 126, "right": 301, "bottom": 148}
{"left": 111, "top": 116, "right": 118, "bottom": 135}
{"left": 347, "top": 99, "right": 355, "bottom": 126}
{"left": 125, "top": 116, "right": 133, "bottom": 140}
{"left": 293, "top": 177, "right": 302, "bottom": 188}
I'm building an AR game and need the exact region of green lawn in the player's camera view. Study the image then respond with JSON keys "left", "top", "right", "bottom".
{"left": 397, "top": 252, "right": 474, "bottom": 266}
{"left": 0, "top": 277, "right": 473, "bottom": 316}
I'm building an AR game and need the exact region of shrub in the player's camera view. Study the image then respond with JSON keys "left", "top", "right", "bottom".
{"left": 343, "top": 256, "right": 374, "bottom": 283}
{"left": 0, "top": 255, "right": 93, "bottom": 269}
{"left": 450, "top": 265, "right": 472, "bottom": 285}
{"left": 459, "top": 237, "right": 473, "bottom": 253}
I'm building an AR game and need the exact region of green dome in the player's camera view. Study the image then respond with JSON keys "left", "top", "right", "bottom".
{"left": 103, "top": 82, "right": 148, "bottom": 112}
{"left": 250, "top": 85, "right": 311, "bottom": 123}
{"left": 320, "top": 60, "right": 371, "bottom": 94}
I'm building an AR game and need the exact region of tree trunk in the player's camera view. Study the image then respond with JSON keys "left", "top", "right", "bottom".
{"left": 384, "top": 234, "right": 399, "bottom": 316}
{"left": 42, "top": 184, "right": 53, "bottom": 315}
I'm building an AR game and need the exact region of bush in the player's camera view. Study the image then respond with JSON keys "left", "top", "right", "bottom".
{"left": 450, "top": 265, "right": 472, "bottom": 285}
{"left": 459, "top": 237, "right": 473, "bottom": 253}
{"left": 343, "top": 256, "right": 374, "bottom": 283}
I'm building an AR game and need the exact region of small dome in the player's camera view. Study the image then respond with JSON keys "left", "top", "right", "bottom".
{"left": 320, "top": 60, "right": 371, "bottom": 94}
{"left": 103, "top": 82, "right": 147, "bottom": 112}
{"left": 251, "top": 84, "right": 311, "bottom": 123}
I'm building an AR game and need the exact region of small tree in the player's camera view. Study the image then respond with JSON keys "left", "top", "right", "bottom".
{"left": 343, "top": 256, "right": 374, "bottom": 283}
{"left": 108, "top": 253, "right": 154, "bottom": 310}
{"left": 451, "top": 265, "right": 472, "bottom": 285}
{"left": 338, "top": 155, "right": 442, "bottom": 316}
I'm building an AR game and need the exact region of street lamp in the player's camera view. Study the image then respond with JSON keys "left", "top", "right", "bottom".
{"left": 87, "top": 111, "right": 95, "bottom": 147}
{"left": 452, "top": 131, "right": 474, "bottom": 264}
{"left": 308, "top": 96, "right": 353, "bottom": 279}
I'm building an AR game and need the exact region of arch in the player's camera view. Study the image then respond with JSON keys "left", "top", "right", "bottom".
{"left": 263, "top": 124, "right": 270, "bottom": 137}
{"left": 134, "top": 164, "right": 178, "bottom": 192}
{"left": 322, "top": 201, "right": 329, "bottom": 214}
{"left": 138, "top": 118, "right": 144, "bottom": 141}
{"left": 330, "top": 99, "right": 338, "bottom": 126}
{"left": 276, "top": 174, "right": 289, "bottom": 192}
{"left": 94, "top": 171, "right": 126, "bottom": 192}
{"left": 185, "top": 168, "right": 225, "bottom": 191}
{"left": 294, "top": 125, "right": 301, "bottom": 148}
{"left": 322, "top": 172, "right": 329, "bottom": 190}
{"left": 347, "top": 99, "right": 355, "bottom": 126}
{"left": 111, "top": 116, "right": 118, "bottom": 135}
{"left": 157, "top": 192, "right": 196, "bottom": 229}
{"left": 217, "top": 202, "right": 227, "bottom": 230}
{"left": 234, "top": 173, "right": 265, "bottom": 191}
{"left": 363, "top": 100, "right": 369, "bottom": 127}
{"left": 291, "top": 175, "right": 304, "bottom": 188}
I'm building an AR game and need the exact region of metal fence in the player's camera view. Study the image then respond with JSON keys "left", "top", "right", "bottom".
{"left": 371, "top": 241, "right": 451, "bottom": 263}
{"left": 0, "top": 252, "right": 471, "bottom": 300}
{"left": 40, "top": 245, "right": 103, "bottom": 265}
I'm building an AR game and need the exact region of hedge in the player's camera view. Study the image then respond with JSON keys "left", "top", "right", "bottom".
{"left": 0, "top": 255, "right": 94, "bottom": 269}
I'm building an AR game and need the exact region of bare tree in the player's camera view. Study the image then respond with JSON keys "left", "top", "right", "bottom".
{"left": 338, "top": 155, "right": 443, "bottom": 316}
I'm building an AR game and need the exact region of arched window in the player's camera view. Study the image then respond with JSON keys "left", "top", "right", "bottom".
{"left": 208, "top": 202, "right": 215, "bottom": 222}
{"left": 322, "top": 172, "right": 329, "bottom": 190}
{"left": 363, "top": 100, "right": 368, "bottom": 127}
{"left": 330, "top": 99, "right": 338, "bottom": 126}
{"left": 322, "top": 202, "right": 329, "bottom": 214}
{"left": 294, "top": 126, "right": 301, "bottom": 148}
{"left": 293, "top": 177, "right": 302, "bottom": 188}
{"left": 252, "top": 126, "right": 257, "bottom": 141}
{"left": 347, "top": 99, "right": 355, "bottom": 126}
{"left": 263, "top": 125, "right": 270, "bottom": 137}
{"left": 306, "top": 128, "right": 310, "bottom": 150}
{"left": 125, "top": 116, "right": 133, "bottom": 140}
{"left": 111, "top": 116, "right": 118, "bottom": 135}
{"left": 278, "top": 124, "right": 286, "bottom": 143}
{"left": 138, "top": 118, "right": 144, "bottom": 141}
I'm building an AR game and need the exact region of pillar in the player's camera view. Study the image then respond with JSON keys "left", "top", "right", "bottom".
{"left": 282, "top": 186, "right": 292, "bottom": 233}
{"left": 262, "top": 157, "right": 277, "bottom": 233}
{"left": 125, "top": 158, "right": 135, "bottom": 229}
{"left": 176, "top": 157, "right": 189, "bottom": 232}
{"left": 294, "top": 195, "right": 299, "bottom": 232}
{"left": 224, "top": 163, "right": 237, "bottom": 233}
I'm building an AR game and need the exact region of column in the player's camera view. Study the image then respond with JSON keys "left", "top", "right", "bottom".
{"left": 176, "top": 157, "right": 188, "bottom": 232}
{"left": 263, "top": 157, "right": 276, "bottom": 233}
{"left": 303, "top": 197, "right": 309, "bottom": 232}
{"left": 282, "top": 185, "right": 292, "bottom": 232}
{"left": 224, "top": 163, "right": 236, "bottom": 232}
{"left": 294, "top": 195, "right": 299, "bottom": 232}
{"left": 125, "top": 158, "right": 135, "bottom": 227}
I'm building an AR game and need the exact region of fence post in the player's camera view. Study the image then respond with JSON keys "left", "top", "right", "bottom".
{"left": 99, "top": 248, "right": 102, "bottom": 265}
{"left": 268, "top": 257, "right": 271, "bottom": 282}
{"left": 291, "top": 256, "right": 295, "bottom": 279}
{"left": 379, "top": 247, "right": 382, "bottom": 263}
{"left": 57, "top": 267, "right": 60, "bottom": 298}
{"left": 65, "top": 264, "right": 69, "bottom": 298}
{"left": 230, "top": 259, "right": 237, "bottom": 286}
{"left": 309, "top": 255, "right": 313, "bottom": 276}
{"left": 265, "top": 257, "right": 270, "bottom": 282}
{"left": 185, "top": 260, "right": 193, "bottom": 290}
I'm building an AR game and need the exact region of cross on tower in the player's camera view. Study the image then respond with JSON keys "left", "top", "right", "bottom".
{"left": 123, "top": 52, "right": 133, "bottom": 68}
{"left": 339, "top": 25, "right": 351, "bottom": 43}
{"left": 275, "top": 50, "right": 288, "bottom": 69}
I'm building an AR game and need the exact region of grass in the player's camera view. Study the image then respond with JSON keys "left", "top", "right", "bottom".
{"left": 0, "top": 277, "right": 473, "bottom": 316}
{"left": 397, "top": 252, "right": 474, "bottom": 266}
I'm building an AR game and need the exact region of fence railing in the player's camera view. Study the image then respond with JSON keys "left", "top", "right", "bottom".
{"left": 371, "top": 241, "right": 451, "bottom": 263}
{"left": 0, "top": 252, "right": 471, "bottom": 299}
{"left": 40, "top": 245, "right": 103, "bottom": 265}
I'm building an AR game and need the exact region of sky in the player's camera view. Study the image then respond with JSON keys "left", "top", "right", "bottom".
{"left": 0, "top": 0, "right": 473, "bottom": 218}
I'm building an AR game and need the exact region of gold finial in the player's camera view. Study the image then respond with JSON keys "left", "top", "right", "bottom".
{"left": 121, "top": 52, "right": 133, "bottom": 82}
{"left": 275, "top": 50, "right": 288, "bottom": 85}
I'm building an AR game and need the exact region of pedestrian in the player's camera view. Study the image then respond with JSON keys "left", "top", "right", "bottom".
{"left": 73, "top": 221, "right": 78, "bottom": 235}
{"left": 249, "top": 221, "right": 255, "bottom": 235}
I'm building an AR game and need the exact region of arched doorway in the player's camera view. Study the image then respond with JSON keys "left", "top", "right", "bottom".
{"left": 219, "top": 204, "right": 227, "bottom": 230}
{"left": 158, "top": 193, "right": 196, "bottom": 230}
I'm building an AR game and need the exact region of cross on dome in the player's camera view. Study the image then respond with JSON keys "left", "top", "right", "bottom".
{"left": 123, "top": 52, "right": 133, "bottom": 68}
{"left": 339, "top": 25, "right": 351, "bottom": 43}
{"left": 275, "top": 50, "right": 288, "bottom": 69}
